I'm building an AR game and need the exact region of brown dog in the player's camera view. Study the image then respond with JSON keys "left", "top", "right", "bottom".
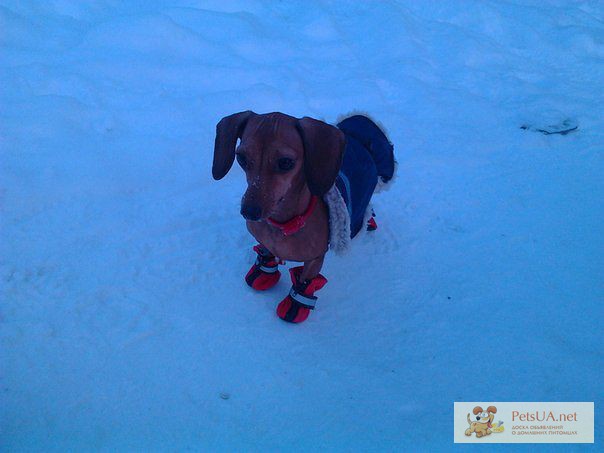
{"left": 212, "top": 111, "right": 394, "bottom": 323}
{"left": 465, "top": 406, "right": 497, "bottom": 438}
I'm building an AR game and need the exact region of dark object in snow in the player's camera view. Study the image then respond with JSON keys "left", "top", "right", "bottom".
{"left": 520, "top": 119, "right": 578, "bottom": 135}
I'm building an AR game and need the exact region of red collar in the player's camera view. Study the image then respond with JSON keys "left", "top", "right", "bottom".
{"left": 266, "top": 195, "right": 318, "bottom": 236}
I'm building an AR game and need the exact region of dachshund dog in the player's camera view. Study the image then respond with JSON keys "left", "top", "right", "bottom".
{"left": 212, "top": 111, "right": 395, "bottom": 323}
{"left": 465, "top": 406, "right": 497, "bottom": 438}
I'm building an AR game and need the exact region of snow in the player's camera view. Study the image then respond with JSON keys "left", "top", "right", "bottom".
{"left": 1, "top": 0, "right": 602, "bottom": 450}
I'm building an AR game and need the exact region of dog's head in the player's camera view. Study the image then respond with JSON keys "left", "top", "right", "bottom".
{"left": 212, "top": 111, "right": 345, "bottom": 221}
{"left": 472, "top": 406, "right": 497, "bottom": 424}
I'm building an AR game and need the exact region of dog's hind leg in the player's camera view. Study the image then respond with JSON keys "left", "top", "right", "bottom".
{"left": 336, "top": 114, "right": 395, "bottom": 187}
{"left": 276, "top": 255, "right": 327, "bottom": 323}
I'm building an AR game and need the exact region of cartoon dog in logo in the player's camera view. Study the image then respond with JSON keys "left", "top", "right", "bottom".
{"left": 465, "top": 405, "right": 497, "bottom": 438}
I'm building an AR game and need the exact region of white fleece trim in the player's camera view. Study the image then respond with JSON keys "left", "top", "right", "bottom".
{"left": 335, "top": 110, "right": 391, "bottom": 138}
{"left": 323, "top": 184, "right": 351, "bottom": 254}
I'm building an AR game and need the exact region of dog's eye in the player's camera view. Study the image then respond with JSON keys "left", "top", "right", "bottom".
{"left": 236, "top": 153, "right": 247, "bottom": 169}
{"left": 277, "top": 157, "right": 295, "bottom": 172}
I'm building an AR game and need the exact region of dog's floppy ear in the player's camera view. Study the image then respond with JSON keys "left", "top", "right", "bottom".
{"left": 487, "top": 406, "right": 497, "bottom": 414}
{"left": 212, "top": 110, "right": 255, "bottom": 180}
{"left": 473, "top": 406, "right": 483, "bottom": 415}
{"left": 296, "top": 117, "right": 345, "bottom": 196}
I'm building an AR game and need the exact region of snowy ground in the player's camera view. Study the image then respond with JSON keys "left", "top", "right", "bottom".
{"left": 1, "top": 0, "right": 603, "bottom": 450}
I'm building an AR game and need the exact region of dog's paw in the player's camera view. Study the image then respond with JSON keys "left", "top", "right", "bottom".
{"left": 276, "top": 266, "right": 327, "bottom": 323}
{"left": 276, "top": 296, "right": 311, "bottom": 323}
{"left": 245, "top": 264, "right": 281, "bottom": 291}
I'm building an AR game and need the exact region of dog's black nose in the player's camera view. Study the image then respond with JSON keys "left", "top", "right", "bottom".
{"left": 476, "top": 416, "right": 481, "bottom": 421}
{"left": 241, "top": 204, "right": 262, "bottom": 221}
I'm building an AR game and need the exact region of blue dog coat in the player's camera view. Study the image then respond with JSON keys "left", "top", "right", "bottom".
{"left": 323, "top": 114, "right": 395, "bottom": 252}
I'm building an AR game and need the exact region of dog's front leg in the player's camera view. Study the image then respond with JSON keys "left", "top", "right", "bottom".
{"left": 245, "top": 244, "right": 282, "bottom": 291}
{"left": 276, "top": 254, "right": 328, "bottom": 323}
{"left": 300, "top": 255, "right": 324, "bottom": 281}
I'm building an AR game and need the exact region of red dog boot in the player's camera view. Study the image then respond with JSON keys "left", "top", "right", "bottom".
{"left": 367, "top": 209, "right": 378, "bottom": 231}
{"left": 245, "top": 245, "right": 282, "bottom": 291}
{"left": 277, "top": 266, "right": 327, "bottom": 323}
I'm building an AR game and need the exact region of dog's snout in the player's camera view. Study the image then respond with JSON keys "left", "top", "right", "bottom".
{"left": 476, "top": 416, "right": 481, "bottom": 421}
{"left": 241, "top": 204, "right": 262, "bottom": 221}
